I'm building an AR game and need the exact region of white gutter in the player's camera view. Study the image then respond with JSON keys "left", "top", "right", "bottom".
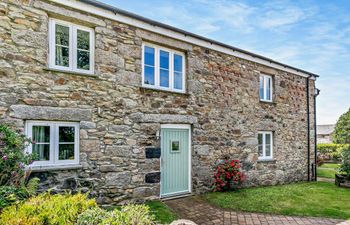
{"left": 49, "top": 0, "right": 317, "bottom": 79}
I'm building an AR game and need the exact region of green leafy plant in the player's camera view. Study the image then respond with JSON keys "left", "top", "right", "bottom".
{"left": 0, "top": 177, "right": 39, "bottom": 210}
{"left": 77, "top": 204, "right": 155, "bottom": 225}
{"left": 76, "top": 208, "right": 112, "bottom": 225}
{"left": 334, "top": 108, "right": 350, "bottom": 144}
{"left": 0, "top": 125, "right": 34, "bottom": 186}
{"left": 213, "top": 159, "right": 245, "bottom": 192}
{"left": 0, "top": 192, "right": 97, "bottom": 225}
{"left": 317, "top": 143, "right": 348, "bottom": 164}
{"left": 339, "top": 145, "right": 350, "bottom": 177}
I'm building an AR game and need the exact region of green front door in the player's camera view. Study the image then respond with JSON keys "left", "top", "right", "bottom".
{"left": 160, "top": 125, "right": 191, "bottom": 197}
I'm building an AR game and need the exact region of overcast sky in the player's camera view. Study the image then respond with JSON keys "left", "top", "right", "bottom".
{"left": 101, "top": 0, "right": 350, "bottom": 125}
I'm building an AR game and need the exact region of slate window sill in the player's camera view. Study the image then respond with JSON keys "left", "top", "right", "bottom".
{"left": 259, "top": 100, "right": 277, "bottom": 105}
{"left": 257, "top": 159, "right": 276, "bottom": 163}
{"left": 44, "top": 67, "right": 99, "bottom": 78}
{"left": 139, "top": 86, "right": 190, "bottom": 96}
{"left": 28, "top": 164, "right": 82, "bottom": 172}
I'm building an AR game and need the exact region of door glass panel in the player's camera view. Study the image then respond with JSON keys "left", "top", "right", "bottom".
{"left": 171, "top": 140, "right": 180, "bottom": 152}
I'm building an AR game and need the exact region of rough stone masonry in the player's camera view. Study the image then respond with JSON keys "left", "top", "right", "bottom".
{"left": 0, "top": 0, "right": 315, "bottom": 205}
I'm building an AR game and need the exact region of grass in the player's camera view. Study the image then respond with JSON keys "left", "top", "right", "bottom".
{"left": 204, "top": 182, "right": 350, "bottom": 220}
{"left": 318, "top": 163, "right": 341, "bottom": 179}
{"left": 146, "top": 200, "right": 178, "bottom": 224}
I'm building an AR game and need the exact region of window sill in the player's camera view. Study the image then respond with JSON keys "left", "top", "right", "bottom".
{"left": 28, "top": 164, "right": 82, "bottom": 172}
{"left": 44, "top": 67, "right": 98, "bottom": 78}
{"left": 257, "top": 159, "right": 276, "bottom": 163}
{"left": 259, "top": 100, "right": 276, "bottom": 105}
{"left": 140, "top": 86, "right": 189, "bottom": 95}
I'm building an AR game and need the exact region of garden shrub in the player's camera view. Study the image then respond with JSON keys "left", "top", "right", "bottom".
{"left": 77, "top": 204, "right": 155, "bottom": 225}
{"left": 339, "top": 145, "right": 350, "bottom": 177}
{"left": 317, "top": 143, "right": 348, "bottom": 162}
{"left": 213, "top": 159, "right": 245, "bottom": 191}
{"left": 0, "top": 192, "right": 97, "bottom": 225}
{"left": 76, "top": 207, "right": 112, "bottom": 225}
{"left": 0, "top": 124, "right": 34, "bottom": 186}
{"left": 0, "top": 177, "right": 39, "bottom": 210}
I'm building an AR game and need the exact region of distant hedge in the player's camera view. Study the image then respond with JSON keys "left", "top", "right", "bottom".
{"left": 317, "top": 143, "right": 349, "bottom": 161}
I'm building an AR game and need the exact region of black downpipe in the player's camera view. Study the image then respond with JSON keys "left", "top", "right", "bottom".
{"left": 314, "top": 88, "right": 320, "bottom": 181}
{"left": 306, "top": 76, "right": 311, "bottom": 182}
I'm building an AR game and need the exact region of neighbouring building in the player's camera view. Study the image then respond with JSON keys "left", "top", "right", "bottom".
{"left": 0, "top": 0, "right": 317, "bottom": 205}
{"left": 317, "top": 124, "right": 335, "bottom": 144}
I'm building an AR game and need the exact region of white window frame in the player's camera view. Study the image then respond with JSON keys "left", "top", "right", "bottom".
{"left": 49, "top": 18, "right": 95, "bottom": 75}
{"left": 259, "top": 74, "right": 273, "bottom": 102}
{"left": 142, "top": 43, "right": 186, "bottom": 93}
{"left": 258, "top": 131, "right": 273, "bottom": 160}
{"left": 25, "top": 121, "right": 80, "bottom": 167}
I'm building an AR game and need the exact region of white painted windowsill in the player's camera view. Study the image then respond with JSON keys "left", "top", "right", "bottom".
{"left": 27, "top": 164, "right": 82, "bottom": 172}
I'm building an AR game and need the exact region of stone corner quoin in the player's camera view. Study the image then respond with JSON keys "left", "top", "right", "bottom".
{"left": 0, "top": 0, "right": 316, "bottom": 205}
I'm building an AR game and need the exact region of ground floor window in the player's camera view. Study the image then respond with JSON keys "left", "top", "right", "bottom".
{"left": 258, "top": 131, "right": 273, "bottom": 160}
{"left": 25, "top": 121, "right": 79, "bottom": 167}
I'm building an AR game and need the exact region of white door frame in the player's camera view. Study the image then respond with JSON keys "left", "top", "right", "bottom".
{"left": 160, "top": 124, "right": 192, "bottom": 198}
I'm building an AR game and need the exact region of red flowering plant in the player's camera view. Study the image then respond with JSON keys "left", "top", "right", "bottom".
{"left": 212, "top": 159, "right": 245, "bottom": 191}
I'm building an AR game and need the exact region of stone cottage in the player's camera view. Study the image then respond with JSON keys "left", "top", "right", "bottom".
{"left": 317, "top": 124, "right": 335, "bottom": 144}
{"left": 0, "top": 0, "right": 318, "bottom": 205}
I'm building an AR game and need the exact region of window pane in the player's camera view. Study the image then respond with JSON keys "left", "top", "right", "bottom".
{"left": 174, "top": 54, "right": 183, "bottom": 72}
{"left": 77, "top": 29, "right": 90, "bottom": 50}
{"left": 266, "top": 77, "right": 271, "bottom": 100}
{"left": 77, "top": 50, "right": 90, "bottom": 70}
{"left": 33, "top": 144, "right": 50, "bottom": 161}
{"left": 160, "top": 69, "right": 169, "bottom": 87}
{"left": 144, "top": 46, "right": 155, "bottom": 66}
{"left": 33, "top": 126, "right": 50, "bottom": 143}
{"left": 160, "top": 50, "right": 169, "bottom": 69}
{"left": 174, "top": 72, "right": 183, "bottom": 90}
{"left": 144, "top": 66, "right": 155, "bottom": 85}
{"left": 265, "top": 144, "right": 271, "bottom": 157}
{"left": 59, "top": 144, "right": 75, "bottom": 160}
{"left": 258, "top": 145, "right": 263, "bottom": 157}
{"left": 56, "top": 46, "right": 69, "bottom": 67}
{"left": 258, "top": 133, "right": 263, "bottom": 145}
{"left": 59, "top": 126, "right": 75, "bottom": 142}
{"left": 55, "top": 24, "right": 69, "bottom": 46}
{"left": 259, "top": 76, "right": 264, "bottom": 99}
{"left": 266, "top": 133, "right": 271, "bottom": 145}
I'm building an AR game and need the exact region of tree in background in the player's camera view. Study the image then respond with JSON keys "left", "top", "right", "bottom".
{"left": 334, "top": 108, "right": 350, "bottom": 144}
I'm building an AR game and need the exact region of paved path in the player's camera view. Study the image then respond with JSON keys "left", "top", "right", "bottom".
{"left": 165, "top": 196, "right": 350, "bottom": 225}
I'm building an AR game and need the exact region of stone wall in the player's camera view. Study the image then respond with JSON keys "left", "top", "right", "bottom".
{"left": 0, "top": 0, "right": 316, "bottom": 205}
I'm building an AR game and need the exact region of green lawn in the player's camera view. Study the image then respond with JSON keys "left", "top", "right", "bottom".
{"left": 204, "top": 182, "right": 350, "bottom": 219}
{"left": 318, "top": 163, "right": 341, "bottom": 179}
{"left": 146, "top": 201, "right": 178, "bottom": 224}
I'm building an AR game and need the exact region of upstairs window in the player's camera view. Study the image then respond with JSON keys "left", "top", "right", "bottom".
{"left": 142, "top": 44, "right": 186, "bottom": 93}
{"left": 26, "top": 121, "right": 79, "bottom": 167}
{"left": 259, "top": 74, "right": 273, "bottom": 102}
{"left": 49, "top": 19, "right": 94, "bottom": 74}
{"left": 258, "top": 131, "right": 273, "bottom": 160}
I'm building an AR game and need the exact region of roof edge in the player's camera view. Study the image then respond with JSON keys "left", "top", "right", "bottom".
{"left": 50, "top": 0, "right": 319, "bottom": 79}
